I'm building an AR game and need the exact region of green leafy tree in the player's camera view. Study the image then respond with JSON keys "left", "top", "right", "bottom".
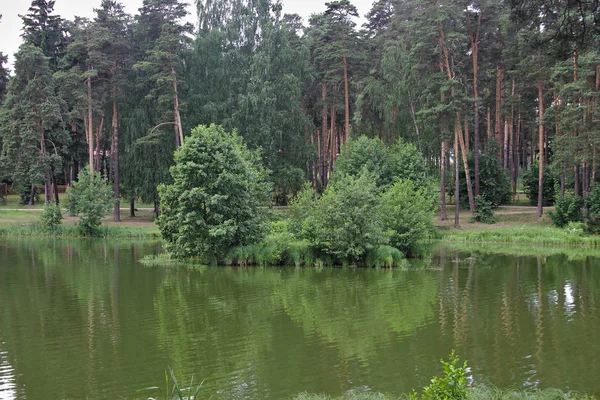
{"left": 379, "top": 179, "right": 436, "bottom": 256}
{"left": 157, "top": 124, "right": 271, "bottom": 262}
{"left": 66, "top": 166, "right": 114, "bottom": 235}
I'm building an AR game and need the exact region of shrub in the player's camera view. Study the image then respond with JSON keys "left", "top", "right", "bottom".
{"left": 549, "top": 190, "right": 583, "bottom": 228}
{"left": 300, "top": 172, "right": 387, "bottom": 263}
{"left": 157, "top": 124, "right": 272, "bottom": 262}
{"left": 65, "top": 167, "right": 114, "bottom": 236}
{"left": 378, "top": 179, "right": 436, "bottom": 256}
{"left": 459, "top": 142, "right": 511, "bottom": 207}
{"left": 472, "top": 195, "right": 496, "bottom": 224}
{"left": 40, "top": 203, "right": 62, "bottom": 233}
{"left": 522, "top": 160, "right": 555, "bottom": 206}
{"left": 413, "top": 351, "right": 469, "bottom": 400}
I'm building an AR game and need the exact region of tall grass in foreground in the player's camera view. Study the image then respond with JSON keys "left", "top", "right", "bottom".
{"left": 226, "top": 237, "right": 408, "bottom": 268}
{"left": 139, "top": 367, "right": 203, "bottom": 400}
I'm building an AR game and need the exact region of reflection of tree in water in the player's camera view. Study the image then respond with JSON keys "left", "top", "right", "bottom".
{"left": 0, "top": 238, "right": 162, "bottom": 399}
{"left": 436, "top": 249, "right": 600, "bottom": 395}
{"left": 153, "top": 267, "right": 441, "bottom": 398}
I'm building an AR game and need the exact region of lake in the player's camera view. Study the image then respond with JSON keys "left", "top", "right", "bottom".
{"left": 0, "top": 238, "right": 599, "bottom": 399}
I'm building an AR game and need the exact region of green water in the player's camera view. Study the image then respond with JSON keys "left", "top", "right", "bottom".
{"left": 1, "top": 239, "right": 600, "bottom": 399}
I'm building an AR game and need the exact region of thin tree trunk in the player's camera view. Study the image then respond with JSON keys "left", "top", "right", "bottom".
{"left": 495, "top": 62, "right": 504, "bottom": 146}
{"left": 112, "top": 80, "right": 120, "bottom": 222}
{"left": 454, "top": 127, "right": 460, "bottom": 228}
{"left": 87, "top": 71, "right": 94, "bottom": 173}
{"left": 321, "top": 82, "right": 328, "bottom": 189}
{"left": 574, "top": 164, "right": 580, "bottom": 196}
{"left": 441, "top": 140, "right": 447, "bottom": 220}
{"left": 130, "top": 198, "right": 135, "bottom": 218}
{"left": 457, "top": 115, "right": 476, "bottom": 213}
{"left": 487, "top": 106, "right": 492, "bottom": 139}
{"left": 464, "top": 115, "right": 470, "bottom": 153}
{"left": 53, "top": 172, "right": 59, "bottom": 205}
{"left": 537, "top": 50, "right": 545, "bottom": 218}
{"left": 503, "top": 118, "right": 510, "bottom": 169}
{"left": 172, "top": 65, "right": 184, "bottom": 148}
{"left": 343, "top": 55, "right": 350, "bottom": 142}
{"left": 470, "top": 11, "right": 481, "bottom": 196}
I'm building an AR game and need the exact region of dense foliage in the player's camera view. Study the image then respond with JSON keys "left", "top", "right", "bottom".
{"left": 549, "top": 190, "right": 584, "bottom": 228}
{"left": 333, "top": 136, "right": 428, "bottom": 188}
{"left": 157, "top": 124, "right": 271, "bottom": 262}
{"left": 379, "top": 179, "right": 436, "bottom": 255}
{"left": 300, "top": 172, "right": 386, "bottom": 263}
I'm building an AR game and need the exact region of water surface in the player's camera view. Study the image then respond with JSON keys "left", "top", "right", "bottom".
{"left": 1, "top": 238, "right": 599, "bottom": 399}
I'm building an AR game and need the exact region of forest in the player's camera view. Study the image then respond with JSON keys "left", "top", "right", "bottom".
{"left": 1, "top": 0, "right": 600, "bottom": 228}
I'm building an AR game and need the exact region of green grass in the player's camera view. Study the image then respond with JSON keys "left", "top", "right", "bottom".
{"left": 440, "top": 225, "right": 600, "bottom": 247}
{"left": 0, "top": 221, "right": 160, "bottom": 238}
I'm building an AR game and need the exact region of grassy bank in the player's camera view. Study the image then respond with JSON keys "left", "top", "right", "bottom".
{"left": 436, "top": 205, "right": 600, "bottom": 248}
{"left": 0, "top": 208, "right": 160, "bottom": 239}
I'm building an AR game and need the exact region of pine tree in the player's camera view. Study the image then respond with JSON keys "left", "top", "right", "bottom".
{"left": 0, "top": 44, "right": 66, "bottom": 204}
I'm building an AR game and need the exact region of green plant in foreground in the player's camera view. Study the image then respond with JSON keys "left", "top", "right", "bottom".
{"left": 412, "top": 351, "right": 468, "bottom": 400}
{"left": 40, "top": 203, "right": 62, "bottom": 232}
{"left": 140, "top": 367, "right": 203, "bottom": 400}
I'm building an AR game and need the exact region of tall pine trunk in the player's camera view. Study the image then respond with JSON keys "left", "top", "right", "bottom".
{"left": 321, "top": 82, "right": 328, "bottom": 189}
{"left": 440, "top": 140, "right": 447, "bottom": 221}
{"left": 112, "top": 80, "right": 120, "bottom": 222}
{"left": 454, "top": 126, "right": 460, "bottom": 228}
{"left": 343, "top": 55, "right": 350, "bottom": 142}
{"left": 457, "top": 115, "right": 475, "bottom": 213}
{"left": 470, "top": 12, "right": 481, "bottom": 196}
{"left": 87, "top": 71, "right": 94, "bottom": 174}
{"left": 537, "top": 51, "right": 545, "bottom": 218}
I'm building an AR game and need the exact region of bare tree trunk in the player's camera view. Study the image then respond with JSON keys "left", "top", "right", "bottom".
{"left": 487, "top": 106, "right": 492, "bottom": 139}
{"left": 172, "top": 65, "right": 184, "bottom": 148}
{"left": 321, "top": 82, "right": 328, "bottom": 189}
{"left": 470, "top": 11, "right": 481, "bottom": 196}
{"left": 454, "top": 127, "right": 460, "bottom": 228}
{"left": 503, "top": 118, "right": 510, "bottom": 169}
{"left": 574, "top": 164, "right": 580, "bottom": 196}
{"left": 441, "top": 140, "right": 447, "bottom": 220}
{"left": 495, "top": 62, "right": 503, "bottom": 146}
{"left": 112, "top": 80, "right": 120, "bottom": 222}
{"left": 343, "top": 55, "right": 350, "bottom": 142}
{"left": 130, "top": 198, "right": 135, "bottom": 218}
{"left": 87, "top": 71, "right": 94, "bottom": 173}
{"left": 457, "top": 115, "right": 476, "bottom": 213}
{"left": 537, "top": 51, "right": 545, "bottom": 218}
